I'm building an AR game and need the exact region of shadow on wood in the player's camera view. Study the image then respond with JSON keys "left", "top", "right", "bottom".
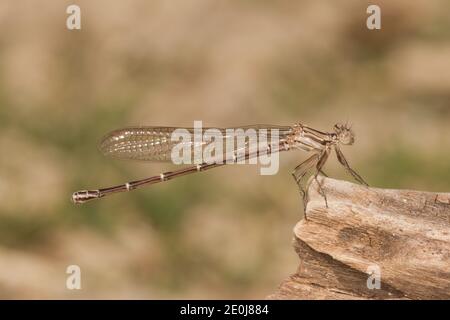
{"left": 269, "top": 177, "right": 450, "bottom": 300}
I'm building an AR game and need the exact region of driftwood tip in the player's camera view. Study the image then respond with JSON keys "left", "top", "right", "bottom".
{"left": 270, "top": 177, "right": 450, "bottom": 300}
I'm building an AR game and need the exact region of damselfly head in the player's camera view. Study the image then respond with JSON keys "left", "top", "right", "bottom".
{"left": 334, "top": 123, "right": 355, "bottom": 145}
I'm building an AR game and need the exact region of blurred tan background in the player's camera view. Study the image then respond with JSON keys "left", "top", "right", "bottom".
{"left": 0, "top": 0, "right": 449, "bottom": 299}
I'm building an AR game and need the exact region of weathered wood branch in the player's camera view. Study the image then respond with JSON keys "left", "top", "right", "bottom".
{"left": 269, "top": 177, "right": 450, "bottom": 300}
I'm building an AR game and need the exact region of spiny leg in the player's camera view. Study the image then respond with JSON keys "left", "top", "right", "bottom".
{"left": 313, "top": 148, "right": 331, "bottom": 208}
{"left": 319, "top": 169, "right": 329, "bottom": 177}
{"left": 335, "top": 146, "right": 369, "bottom": 186}
{"left": 313, "top": 172, "right": 328, "bottom": 208}
{"left": 292, "top": 154, "right": 320, "bottom": 220}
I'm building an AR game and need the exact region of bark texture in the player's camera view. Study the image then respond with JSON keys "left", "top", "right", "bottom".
{"left": 269, "top": 177, "right": 450, "bottom": 300}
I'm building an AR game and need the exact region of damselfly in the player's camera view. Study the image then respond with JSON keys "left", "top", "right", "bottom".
{"left": 72, "top": 123, "right": 368, "bottom": 215}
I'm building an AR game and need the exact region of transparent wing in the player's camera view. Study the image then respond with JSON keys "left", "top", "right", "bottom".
{"left": 98, "top": 125, "right": 291, "bottom": 162}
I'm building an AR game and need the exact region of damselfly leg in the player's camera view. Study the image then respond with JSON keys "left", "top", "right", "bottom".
{"left": 335, "top": 146, "right": 368, "bottom": 186}
{"left": 313, "top": 148, "right": 331, "bottom": 209}
{"left": 292, "top": 154, "right": 319, "bottom": 220}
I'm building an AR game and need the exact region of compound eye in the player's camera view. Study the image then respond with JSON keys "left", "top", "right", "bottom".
{"left": 344, "top": 134, "right": 355, "bottom": 145}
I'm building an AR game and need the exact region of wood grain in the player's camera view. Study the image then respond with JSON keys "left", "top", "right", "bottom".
{"left": 269, "top": 177, "right": 450, "bottom": 300}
